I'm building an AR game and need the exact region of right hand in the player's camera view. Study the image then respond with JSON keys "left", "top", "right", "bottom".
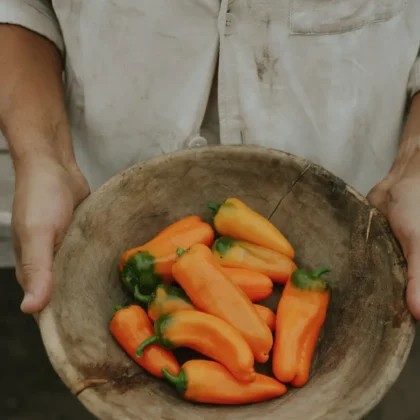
{"left": 12, "top": 156, "right": 90, "bottom": 313}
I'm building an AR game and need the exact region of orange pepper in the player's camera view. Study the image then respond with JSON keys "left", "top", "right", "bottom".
{"left": 136, "top": 310, "right": 256, "bottom": 383}
{"left": 119, "top": 217, "right": 214, "bottom": 295}
{"left": 109, "top": 305, "right": 180, "bottom": 378}
{"left": 172, "top": 244, "right": 273, "bottom": 363}
{"left": 120, "top": 215, "right": 209, "bottom": 269}
{"left": 162, "top": 360, "right": 287, "bottom": 404}
{"left": 212, "top": 237, "right": 297, "bottom": 284}
{"left": 272, "top": 267, "right": 331, "bottom": 387}
{"left": 153, "top": 215, "right": 202, "bottom": 240}
{"left": 208, "top": 198, "right": 295, "bottom": 259}
{"left": 253, "top": 304, "right": 276, "bottom": 332}
{"left": 221, "top": 267, "right": 273, "bottom": 302}
{"left": 136, "top": 283, "right": 276, "bottom": 331}
{"left": 134, "top": 284, "right": 195, "bottom": 321}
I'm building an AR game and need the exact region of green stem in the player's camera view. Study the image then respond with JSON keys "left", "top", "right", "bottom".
{"left": 311, "top": 267, "right": 331, "bottom": 279}
{"left": 134, "top": 285, "right": 151, "bottom": 305}
{"left": 162, "top": 367, "right": 187, "bottom": 395}
{"left": 176, "top": 248, "right": 186, "bottom": 257}
{"left": 121, "top": 251, "right": 162, "bottom": 295}
{"left": 162, "top": 368, "right": 179, "bottom": 386}
{"left": 213, "top": 236, "right": 236, "bottom": 255}
{"left": 208, "top": 202, "right": 221, "bottom": 213}
{"left": 291, "top": 267, "right": 331, "bottom": 291}
{"left": 136, "top": 336, "right": 160, "bottom": 358}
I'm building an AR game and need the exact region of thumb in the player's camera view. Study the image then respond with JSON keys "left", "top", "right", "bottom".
{"left": 366, "top": 181, "right": 391, "bottom": 215}
{"left": 19, "top": 228, "right": 54, "bottom": 314}
{"left": 405, "top": 235, "right": 420, "bottom": 320}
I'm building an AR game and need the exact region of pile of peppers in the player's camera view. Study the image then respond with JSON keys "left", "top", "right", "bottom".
{"left": 110, "top": 197, "right": 331, "bottom": 405}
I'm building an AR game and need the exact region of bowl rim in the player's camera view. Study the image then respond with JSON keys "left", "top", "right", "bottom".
{"left": 38, "top": 144, "right": 416, "bottom": 420}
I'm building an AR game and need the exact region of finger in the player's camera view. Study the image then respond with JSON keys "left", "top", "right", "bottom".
{"left": 405, "top": 236, "right": 420, "bottom": 320}
{"left": 18, "top": 227, "right": 55, "bottom": 314}
{"left": 11, "top": 227, "right": 23, "bottom": 286}
{"left": 366, "top": 183, "right": 390, "bottom": 215}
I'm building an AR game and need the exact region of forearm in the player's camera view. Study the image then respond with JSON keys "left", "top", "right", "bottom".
{"left": 0, "top": 24, "right": 76, "bottom": 168}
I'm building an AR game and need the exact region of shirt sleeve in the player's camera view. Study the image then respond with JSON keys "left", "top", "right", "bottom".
{"left": 408, "top": 51, "right": 420, "bottom": 98}
{"left": 0, "top": 0, "right": 64, "bottom": 53}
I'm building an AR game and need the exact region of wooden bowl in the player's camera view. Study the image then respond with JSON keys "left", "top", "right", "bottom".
{"left": 39, "top": 145, "right": 415, "bottom": 420}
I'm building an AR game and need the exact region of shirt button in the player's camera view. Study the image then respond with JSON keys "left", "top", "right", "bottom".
{"left": 225, "top": 12, "right": 235, "bottom": 36}
{"left": 187, "top": 136, "right": 208, "bottom": 148}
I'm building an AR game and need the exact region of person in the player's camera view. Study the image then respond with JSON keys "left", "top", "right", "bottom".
{"left": 1, "top": 1, "right": 420, "bottom": 318}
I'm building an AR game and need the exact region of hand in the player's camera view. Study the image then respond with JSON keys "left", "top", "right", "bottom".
{"left": 368, "top": 174, "right": 420, "bottom": 320}
{"left": 12, "top": 156, "right": 89, "bottom": 313}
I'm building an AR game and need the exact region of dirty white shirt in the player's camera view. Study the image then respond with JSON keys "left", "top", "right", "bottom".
{"left": 1, "top": 0, "right": 420, "bottom": 195}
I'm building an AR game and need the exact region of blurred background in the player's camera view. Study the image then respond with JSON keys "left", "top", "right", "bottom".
{"left": 1, "top": 136, "right": 419, "bottom": 420}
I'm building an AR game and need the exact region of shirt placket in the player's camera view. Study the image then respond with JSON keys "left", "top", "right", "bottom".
{"left": 217, "top": 0, "right": 243, "bottom": 145}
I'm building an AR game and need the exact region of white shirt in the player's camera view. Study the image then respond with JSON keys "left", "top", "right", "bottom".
{"left": 1, "top": 0, "right": 420, "bottom": 195}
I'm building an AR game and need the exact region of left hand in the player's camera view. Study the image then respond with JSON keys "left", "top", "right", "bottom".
{"left": 368, "top": 173, "right": 420, "bottom": 320}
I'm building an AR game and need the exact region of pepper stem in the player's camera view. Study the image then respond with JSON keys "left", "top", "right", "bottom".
{"left": 162, "top": 368, "right": 179, "bottom": 386}
{"left": 291, "top": 267, "right": 331, "bottom": 291}
{"left": 133, "top": 285, "right": 151, "bottom": 305}
{"left": 213, "top": 236, "right": 236, "bottom": 255}
{"left": 311, "top": 267, "right": 331, "bottom": 279}
{"left": 162, "top": 367, "right": 188, "bottom": 395}
{"left": 135, "top": 336, "right": 160, "bottom": 358}
{"left": 207, "top": 202, "right": 221, "bottom": 213}
{"left": 176, "top": 248, "right": 185, "bottom": 257}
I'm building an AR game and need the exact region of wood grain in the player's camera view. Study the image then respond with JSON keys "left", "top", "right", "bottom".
{"left": 39, "top": 145, "right": 415, "bottom": 420}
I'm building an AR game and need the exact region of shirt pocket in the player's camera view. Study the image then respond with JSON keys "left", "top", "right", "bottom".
{"left": 289, "top": 0, "right": 407, "bottom": 35}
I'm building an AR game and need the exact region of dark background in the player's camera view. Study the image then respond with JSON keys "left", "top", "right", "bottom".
{"left": 1, "top": 267, "right": 419, "bottom": 420}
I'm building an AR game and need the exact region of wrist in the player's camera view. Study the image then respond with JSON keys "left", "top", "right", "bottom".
{"left": 385, "top": 135, "right": 420, "bottom": 185}
{"left": 8, "top": 124, "right": 78, "bottom": 174}
{"left": 13, "top": 152, "right": 90, "bottom": 208}
{"left": 395, "top": 146, "right": 420, "bottom": 181}
{"left": 12, "top": 144, "right": 75, "bottom": 171}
